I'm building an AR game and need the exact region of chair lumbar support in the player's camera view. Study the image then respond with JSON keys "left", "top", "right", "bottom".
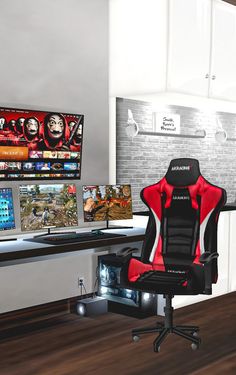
{"left": 132, "top": 294, "right": 201, "bottom": 352}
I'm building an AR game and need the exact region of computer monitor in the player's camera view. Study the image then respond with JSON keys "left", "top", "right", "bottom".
{"left": 19, "top": 183, "right": 78, "bottom": 234}
{"left": 82, "top": 184, "right": 133, "bottom": 230}
{"left": 0, "top": 107, "right": 84, "bottom": 180}
{"left": 0, "top": 188, "right": 15, "bottom": 231}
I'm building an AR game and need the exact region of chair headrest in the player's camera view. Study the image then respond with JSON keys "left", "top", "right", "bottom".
{"left": 165, "top": 158, "right": 201, "bottom": 186}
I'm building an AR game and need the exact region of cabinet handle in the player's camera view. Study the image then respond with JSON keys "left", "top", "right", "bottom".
{"left": 205, "top": 73, "right": 209, "bottom": 79}
{"left": 212, "top": 75, "right": 216, "bottom": 80}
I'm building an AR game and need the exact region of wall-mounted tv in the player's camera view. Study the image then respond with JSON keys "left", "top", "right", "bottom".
{"left": 0, "top": 107, "right": 84, "bottom": 180}
{"left": 0, "top": 188, "right": 15, "bottom": 231}
{"left": 19, "top": 184, "right": 78, "bottom": 232}
{"left": 82, "top": 184, "right": 133, "bottom": 226}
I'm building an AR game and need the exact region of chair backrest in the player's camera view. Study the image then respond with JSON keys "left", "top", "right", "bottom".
{"left": 140, "top": 158, "right": 227, "bottom": 281}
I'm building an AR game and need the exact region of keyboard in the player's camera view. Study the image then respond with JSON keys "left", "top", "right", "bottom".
{"left": 37, "top": 231, "right": 126, "bottom": 245}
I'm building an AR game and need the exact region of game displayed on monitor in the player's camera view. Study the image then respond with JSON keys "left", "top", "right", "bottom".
{"left": 82, "top": 184, "right": 133, "bottom": 223}
{"left": 0, "top": 107, "right": 84, "bottom": 180}
{"left": 19, "top": 184, "right": 78, "bottom": 232}
{"left": 0, "top": 188, "right": 15, "bottom": 231}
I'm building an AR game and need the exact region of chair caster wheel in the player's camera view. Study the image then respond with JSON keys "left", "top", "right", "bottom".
{"left": 192, "top": 332, "right": 199, "bottom": 338}
{"left": 191, "top": 342, "right": 199, "bottom": 350}
{"left": 132, "top": 335, "right": 140, "bottom": 342}
{"left": 154, "top": 346, "right": 161, "bottom": 353}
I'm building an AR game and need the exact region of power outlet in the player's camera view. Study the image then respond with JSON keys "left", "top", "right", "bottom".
{"left": 79, "top": 277, "right": 84, "bottom": 286}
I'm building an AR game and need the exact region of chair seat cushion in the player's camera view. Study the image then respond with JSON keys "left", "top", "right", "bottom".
{"left": 126, "top": 257, "right": 204, "bottom": 295}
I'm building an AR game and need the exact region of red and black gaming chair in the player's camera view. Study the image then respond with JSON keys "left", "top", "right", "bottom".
{"left": 120, "top": 158, "right": 226, "bottom": 352}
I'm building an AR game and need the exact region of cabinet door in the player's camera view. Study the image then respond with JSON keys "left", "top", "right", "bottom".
{"left": 210, "top": 0, "right": 236, "bottom": 101}
{"left": 167, "top": 0, "right": 211, "bottom": 96}
{"left": 109, "top": 0, "right": 167, "bottom": 96}
{"left": 229, "top": 211, "right": 236, "bottom": 292}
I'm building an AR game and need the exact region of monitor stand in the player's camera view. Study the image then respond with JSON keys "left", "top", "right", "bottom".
{"left": 34, "top": 227, "right": 76, "bottom": 238}
{"left": 91, "top": 219, "right": 133, "bottom": 232}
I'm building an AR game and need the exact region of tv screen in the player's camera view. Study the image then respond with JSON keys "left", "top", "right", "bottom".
{"left": 83, "top": 184, "right": 133, "bottom": 222}
{"left": 0, "top": 107, "right": 83, "bottom": 180}
{"left": 19, "top": 184, "right": 78, "bottom": 232}
{"left": 0, "top": 188, "right": 15, "bottom": 231}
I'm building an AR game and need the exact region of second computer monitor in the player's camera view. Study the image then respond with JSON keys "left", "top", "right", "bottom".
{"left": 83, "top": 184, "right": 133, "bottom": 223}
{"left": 0, "top": 188, "right": 15, "bottom": 231}
{"left": 19, "top": 183, "right": 78, "bottom": 232}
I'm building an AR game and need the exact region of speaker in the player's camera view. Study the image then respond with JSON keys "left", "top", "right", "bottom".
{"left": 76, "top": 296, "right": 108, "bottom": 317}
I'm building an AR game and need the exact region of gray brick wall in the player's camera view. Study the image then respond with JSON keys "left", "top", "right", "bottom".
{"left": 116, "top": 97, "right": 236, "bottom": 211}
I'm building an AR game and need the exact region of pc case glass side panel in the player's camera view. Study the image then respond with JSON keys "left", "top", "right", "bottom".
{"left": 98, "top": 261, "right": 139, "bottom": 307}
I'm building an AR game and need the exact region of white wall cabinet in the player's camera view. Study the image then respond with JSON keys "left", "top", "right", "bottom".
{"left": 109, "top": 0, "right": 168, "bottom": 96}
{"left": 210, "top": 0, "right": 236, "bottom": 101}
{"left": 168, "top": 0, "right": 236, "bottom": 101}
{"left": 110, "top": 0, "right": 236, "bottom": 103}
{"left": 229, "top": 211, "right": 236, "bottom": 292}
{"left": 167, "top": 0, "right": 212, "bottom": 97}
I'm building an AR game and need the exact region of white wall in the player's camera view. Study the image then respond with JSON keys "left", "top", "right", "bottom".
{"left": 0, "top": 0, "right": 110, "bottom": 313}
{"left": 0, "top": 0, "right": 109, "bottom": 235}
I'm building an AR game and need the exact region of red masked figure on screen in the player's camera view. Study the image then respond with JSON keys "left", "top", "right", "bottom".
{"left": 15, "top": 117, "right": 25, "bottom": 136}
{"left": 0, "top": 118, "right": 19, "bottom": 145}
{"left": 38, "top": 113, "right": 70, "bottom": 150}
{"left": 21, "top": 117, "right": 40, "bottom": 150}
{"left": 4, "top": 119, "right": 19, "bottom": 143}
{"left": 68, "top": 121, "right": 82, "bottom": 152}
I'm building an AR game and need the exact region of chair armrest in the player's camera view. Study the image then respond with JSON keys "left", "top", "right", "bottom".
{"left": 199, "top": 252, "right": 219, "bottom": 295}
{"left": 199, "top": 252, "right": 219, "bottom": 264}
{"left": 117, "top": 247, "right": 140, "bottom": 257}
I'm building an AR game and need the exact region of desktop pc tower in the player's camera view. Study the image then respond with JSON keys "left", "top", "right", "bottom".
{"left": 97, "top": 254, "right": 157, "bottom": 318}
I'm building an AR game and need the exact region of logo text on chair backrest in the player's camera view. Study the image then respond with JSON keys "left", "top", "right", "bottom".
{"left": 172, "top": 195, "right": 190, "bottom": 200}
{"left": 171, "top": 166, "right": 191, "bottom": 171}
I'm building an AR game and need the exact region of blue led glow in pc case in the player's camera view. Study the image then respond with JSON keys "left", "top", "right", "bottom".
{"left": 98, "top": 254, "right": 157, "bottom": 318}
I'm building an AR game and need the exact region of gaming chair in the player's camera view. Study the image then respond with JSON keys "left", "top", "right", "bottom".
{"left": 120, "top": 158, "right": 227, "bottom": 352}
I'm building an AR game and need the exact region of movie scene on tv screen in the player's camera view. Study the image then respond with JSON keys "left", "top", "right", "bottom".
{"left": 83, "top": 184, "right": 132, "bottom": 222}
{"left": 0, "top": 188, "right": 15, "bottom": 231}
{"left": 0, "top": 107, "right": 83, "bottom": 180}
{"left": 19, "top": 184, "right": 78, "bottom": 232}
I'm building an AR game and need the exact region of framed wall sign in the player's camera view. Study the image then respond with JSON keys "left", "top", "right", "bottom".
{"left": 153, "top": 113, "right": 180, "bottom": 134}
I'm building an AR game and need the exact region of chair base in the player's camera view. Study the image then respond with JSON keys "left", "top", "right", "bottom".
{"left": 131, "top": 294, "right": 201, "bottom": 352}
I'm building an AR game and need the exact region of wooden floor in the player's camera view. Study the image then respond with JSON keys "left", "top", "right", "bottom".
{"left": 0, "top": 292, "right": 236, "bottom": 375}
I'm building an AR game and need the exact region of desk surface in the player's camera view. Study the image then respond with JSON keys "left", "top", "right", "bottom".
{"left": 0, "top": 228, "right": 146, "bottom": 262}
{"left": 1, "top": 205, "right": 234, "bottom": 263}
